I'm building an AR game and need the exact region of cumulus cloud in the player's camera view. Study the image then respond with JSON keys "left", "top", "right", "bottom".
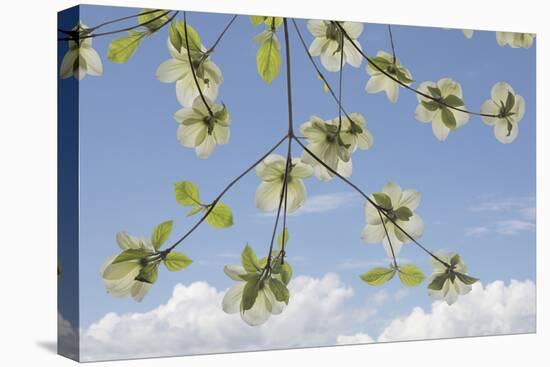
{"left": 80, "top": 274, "right": 372, "bottom": 361}
{"left": 336, "top": 333, "right": 375, "bottom": 345}
{"left": 377, "top": 279, "right": 536, "bottom": 342}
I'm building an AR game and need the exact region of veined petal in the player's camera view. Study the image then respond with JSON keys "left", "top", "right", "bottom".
{"left": 224, "top": 265, "right": 247, "bottom": 281}
{"left": 480, "top": 100, "right": 500, "bottom": 125}
{"left": 222, "top": 283, "right": 245, "bottom": 314}
{"left": 494, "top": 119, "right": 518, "bottom": 144}
{"left": 309, "top": 37, "right": 327, "bottom": 56}
{"left": 342, "top": 22, "right": 363, "bottom": 38}
{"left": 365, "top": 200, "right": 382, "bottom": 225}
{"left": 438, "top": 78, "right": 462, "bottom": 98}
{"left": 399, "top": 190, "right": 421, "bottom": 210}
{"left": 177, "top": 121, "right": 206, "bottom": 148}
{"left": 286, "top": 179, "right": 307, "bottom": 213}
{"left": 241, "top": 288, "right": 272, "bottom": 326}
{"left": 361, "top": 223, "right": 385, "bottom": 243}
{"left": 102, "top": 260, "right": 140, "bottom": 281}
{"left": 256, "top": 181, "right": 283, "bottom": 212}
{"left": 196, "top": 134, "right": 216, "bottom": 159}
{"left": 213, "top": 125, "right": 230, "bottom": 145}
{"left": 60, "top": 50, "right": 78, "bottom": 79}
{"left": 256, "top": 154, "right": 286, "bottom": 181}
{"left": 343, "top": 39, "right": 362, "bottom": 68}
{"left": 512, "top": 95, "right": 526, "bottom": 123}
{"left": 431, "top": 118, "right": 451, "bottom": 141}
{"left": 491, "top": 82, "right": 513, "bottom": 103}
{"left": 156, "top": 59, "right": 186, "bottom": 83}
{"left": 383, "top": 182, "right": 402, "bottom": 207}
{"left": 131, "top": 281, "right": 151, "bottom": 302}
{"left": 307, "top": 20, "right": 328, "bottom": 37}
{"left": 80, "top": 47, "right": 103, "bottom": 76}
{"left": 291, "top": 159, "right": 313, "bottom": 178}
{"left": 320, "top": 41, "right": 341, "bottom": 72}
{"left": 415, "top": 104, "right": 436, "bottom": 123}
{"left": 394, "top": 214, "right": 424, "bottom": 243}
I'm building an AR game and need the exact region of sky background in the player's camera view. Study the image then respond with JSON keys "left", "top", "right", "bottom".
{"left": 58, "top": 4, "right": 536, "bottom": 360}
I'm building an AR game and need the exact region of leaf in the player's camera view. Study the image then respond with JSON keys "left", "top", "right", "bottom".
{"left": 427, "top": 86, "right": 442, "bottom": 98}
{"left": 395, "top": 68, "right": 413, "bottom": 84}
{"left": 317, "top": 74, "right": 330, "bottom": 92}
{"left": 163, "top": 252, "right": 192, "bottom": 271}
{"left": 112, "top": 249, "right": 150, "bottom": 264}
{"left": 455, "top": 272, "right": 479, "bottom": 285}
{"left": 440, "top": 107, "right": 457, "bottom": 129}
{"left": 372, "top": 192, "right": 392, "bottom": 210}
{"left": 186, "top": 206, "right": 203, "bottom": 217}
{"left": 280, "top": 263, "right": 293, "bottom": 285}
{"left": 398, "top": 264, "right": 426, "bottom": 287}
{"left": 169, "top": 21, "right": 182, "bottom": 51}
{"left": 269, "top": 278, "right": 290, "bottom": 304}
{"left": 427, "top": 274, "right": 448, "bottom": 290}
{"left": 450, "top": 254, "right": 461, "bottom": 267}
{"left": 174, "top": 181, "right": 201, "bottom": 207}
{"left": 241, "top": 276, "right": 261, "bottom": 311}
{"left": 241, "top": 244, "right": 261, "bottom": 273}
{"left": 135, "top": 263, "right": 158, "bottom": 284}
{"left": 173, "top": 20, "right": 203, "bottom": 52}
{"left": 151, "top": 220, "right": 173, "bottom": 250}
{"left": 394, "top": 207, "right": 413, "bottom": 221}
{"left": 360, "top": 267, "right": 396, "bottom": 286}
{"left": 256, "top": 31, "right": 281, "bottom": 84}
{"left": 138, "top": 9, "right": 168, "bottom": 33}
{"left": 264, "top": 17, "right": 283, "bottom": 29}
{"left": 205, "top": 202, "right": 233, "bottom": 228}
{"left": 107, "top": 31, "right": 146, "bottom": 64}
{"left": 505, "top": 91, "right": 515, "bottom": 113}
{"left": 421, "top": 100, "right": 440, "bottom": 111}
{"left": 250, "top": 16, "right": 265, "bottom": 26}
{"left": 443, "top": 94, "right": 465, "bottom": 108}
{"left": 277, "top": 227, "right": 290, "bottom": 250}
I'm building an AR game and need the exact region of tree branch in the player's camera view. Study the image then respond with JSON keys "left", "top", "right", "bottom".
{"left": 377, "top": 209, "right": 398, "bottom": 268}
{"left": 206, "top": 15, "right": 238, "bottom": 54}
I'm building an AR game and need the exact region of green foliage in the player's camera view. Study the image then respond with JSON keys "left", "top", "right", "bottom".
{"left": 174, "top": 181, "right": 201, "bottom": 206}
{"left": 135, "top": 263, "right": 159, "bottom": 284}
{"left": 443, "top": 94, "right": 465, "bottom": 107}
{"left": 397, "top": 264, "right": 426, "bottom": 287}
{"left": 242, "top": 244, "right": 261, "bottom": 273}
{"left": 151, "top": 220, "right": 173, "bottom": 250}
{"left": 427, "top": 86, "right": 442, "bottom": 99}
{"left": 394, "top": 206, "right": 413, "bottom": 221}
{"left": 421, "top": 100, "right": 440, "bottom": 111}
{"left": 277, "top": 227, "right": 290, "bottom": 250}
{"left": 269, "top": 278, "right": 290, "bottom": 304}
{"left": 395, "top": 68, "right": 413, "bottom": 84}
{"left": 186, "top": 206, "right": 203, "bottom": 217}
{"left": 241, "top": 275, "right": 261, "bottom": 311}
{"left": 164, "top": 251, "right": 193, "bottom": 271}
{"left": 427, "top": 273, "right": 448, "bottom": 290}
{"left": 138, "top": 9, "right": 168, "bottom": 33}
{"left": 280, "top": 263, "right": 292, "bottom": 285}
{"left": 455, "top": 272, "right": 479, "bottom": 285}
{"left": 255, "top": 30, "right": 282, "bottom": 84}
{"left": 170, "top": 20, "right": 202, "bottom": 53}
{"left": 250, "top": 16, "right": 283, "bottom": 29}
{"left": 440, "top": 107, "right": 457, "bottom": 129}
{"left": 112, "top": 249, "right": 150, "bottom": 264}
{"left": 107, "top": 30, "right": 146, "bottom": 64}
{"left": 205, "top": 202, "right": 234, "bottom": 228}
{"left": 372, "top": 192, "right": 392, "bottom": 209}
{"left": 360, "top": 267, "right": 396, "bottom": 286}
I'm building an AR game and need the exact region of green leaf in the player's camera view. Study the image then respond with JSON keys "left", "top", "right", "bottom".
{"left": 455, "top": 272, "right": 479, "bottom": 285}
{"left": 173, "top": 20, "right": 202, "bottom": 52}
{"left": 395, "top": 68, "right": 413, "bottom": 84}
{"left": 163, "top": 251, "right": 192, "bottom": 271}
{"left": 440, "top": 107, "right": 457, "bottom": 129}
{"left": 398, "top": 264, "right": 426, "bottom": 287}
{"left": 239, "top": 272, "right": 261, "bottom": 282}
{"left": 421, "top": 100, "right": 440, "bottom": 111}
{"left": 186, "top": 206, "right": 203, "bottom": 217}
{"left": 394, "top": 207, "right": 413, "bottom": 221}
{"left": 112, "top": 249, "right": 150, "bottom": 264}
{"left": 264, "top": 17, "right": 283, "bottom": 29}
{"left": 450, "top": 254, "right": 461, "bottom": 267}
{"left": 169, "top": 21, "right": 182, "bottom": 51}
{"left": 138, "top": 9, "right": 168, "bottom": 33}
{"left": 360, "top": 267, "right": 396, "bottom": 286}
{"left": 280, "top": 262, "right": 293, "bottom": 285}
{"left": 250, "top": 16, "right": 265, "bottom": 26}
{"left": 269, "top": 278, "right": 290, "bottom": 304}
{"left": 372, "top": 192, "right": 392, "bottom": 210}
{"left": 241, "top": 276, "right": 261, "bottom": 311}
{"left": 277, "top": 227, "right": 290, "bottom": 251}
{"left": 443, "top": 94, "right": 465, "bottom": 108}
{"left": 135, "top": 263, "right": 158, "bottom": 284}
{"left": 151, "top": 220, "right": 173, "bottom": 250}
{"left": 427, "top": 274, "right": 448, "bottom": 290}
{"left": 241, "top": 244, "right": 261, "bottom": 273}
{"left": 427, "top": 86, "right": 442, "bottom": 99}
{"left": 505, "top": 91, "right": 515, "bottom": 113}
{"left": 371, "top": 56, "right": 391, "bottom": 68}
{"left": 205, "top": 202, "right": 233, "bottom": 228}
{"left": 174, "top": 181, "right": 201, "bottom": 206}
{"left": 107, "top": 31, "right": 146, "bottom": 64}
{"left": 256, "top": 31, "right": 281, "bottom": 84}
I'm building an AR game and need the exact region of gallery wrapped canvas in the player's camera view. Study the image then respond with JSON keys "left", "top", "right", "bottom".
{"left": 57, "top": 4, "right": 536, "bottom": 362}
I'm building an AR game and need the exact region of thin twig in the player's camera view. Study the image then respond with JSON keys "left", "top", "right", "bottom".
{"left": 337, "top": 30, "right": 345, "bottom": 133}
{"left": 206, "top": 15, "right": 238, "bottom": 54}
{"left": 377, "top": 209, "right": 398, "bottom": 268}
{"left": 388, "top": 25, "right": 397, "bottom": 63}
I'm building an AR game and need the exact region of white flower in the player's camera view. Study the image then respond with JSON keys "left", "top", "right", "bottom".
{"left": 480, "top": 82, "right": 525, "bottom": 144}
{"left": 462, "top": 29, "right": 474, "bottom": 39}
{"left": 496, "top": 32, "right": 535, "bottom": 49}
{"left": 222, "top": 265, "right": 286, "bottom": 326}
{"left": 362, "top": 182, "right": 424, "bottom": 258}
{"left": 255, "top": 154, "right": 313, "bottom": 212}
{"left": 307, "top": 20, "right": 363, "bottom": 72}
{"left": 339, "top": 113, "right": 374, "bottom": 152}
{"left": 365, "top": 50, "right": 413, "bottom": 103}
{"left": 60, "top": 22, "right": 103, "bottom": 80}
{"left": 415, "top": 78, "right": 470, "bottom": 141}
{"left": 156, "top": 38, "right": 223, "bottom": 107}
{"left": 427, "top": 252, "right": 474, "bottom": 305}
{"left": 101, "top": 232, "right": 154, "bottom": 302}
{"left": 174, "top": 96, "right": 230, "bottom": 158}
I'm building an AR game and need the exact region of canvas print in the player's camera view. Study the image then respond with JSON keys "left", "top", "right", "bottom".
{"left": 57, "top": 4, "right": 536, "bottom": 362}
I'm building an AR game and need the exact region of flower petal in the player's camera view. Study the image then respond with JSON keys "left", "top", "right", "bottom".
{"left": 80, "top": 47, "right": 103, "bottom": 76}
{"left": 307, "top": 20, "right": 328, "bottom": 37}
{"left": 224, "top": 265, "right": 247, "bottom": 281}
{"left": 241, "top": 288, "right": 271, "bottom": 326}
{"left": 383, "top": 182, "right": 402, "bottom": 207}
{"left": 195, "top": 134, "right": 216, "bottom": 158}
{"left": 222, "top": 283, "right": 245, "bottom": 314}
{"left": 60, "top": 50, "right": 78, "bottom": 79}
{"left": 256, "top": 181, "right": 283, "bottom": 212}
{"left": 286, "top": 179, "right": 307, "bottom": 213}
{"left": 494, "top": 119, "right": 519, "bottom": 144}
{"left": 156, "top": 59, "right": 186, "bottom": 83}
{"left": 361, "top": 224, "right": 385, "bottom": 243}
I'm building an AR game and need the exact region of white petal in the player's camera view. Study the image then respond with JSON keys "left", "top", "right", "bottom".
{"left": 399, "top": 190, "right": 421, "bottom": 210}
{"left": 196, "top": 135, "right": 217, "bottom": 158}
{"left": 102, "top": 261, "right": 140, "bottom": 281}
{"left": 80, "top": 47, "right": 103, "bottom": 76}
{"left": 256, "top": 181, "right": 283, "bottom": 212}
{"left": 385, "top": 82, "right": 399, "bottom": 103}
{"left": 213, "top": 125, "right": 230, "bottom": 145}
{"left": 394, "top": 214, "right": 424, "bottom": 243}
{"left": 491, "top": 82, "right": 513, "bottom": 103}
{"left": 437, "top": 78, "right": 462, "bottom": 98}
{"left": 224, "top": 265, "right": 247, "bottom": 281}
{"left": 309, "top": 37, "right": 327, "bottom": 56}
{"left": 382, "top": 224, "right": 403, "bottom": 257}
{"left": 342, "top": 22, "right": 364, "bottom": 39}
{"left": 156, "top": 59, "right": 186, "bottom": 83}
{"left": 290, "top": 159, "right": 313, "bottom": 178}
{"left": 286, "top": 179, "right": 307, "bottom": 213}
{"left": 60, "top": 50, "right": 78, "bottom": 79}
{"left": 265, "top": 285, "right": 286, "bottom": 315}
{"left": 320, "top": 41, "right": 341, "bottom": 72}
{"left": 177, "top": 122, "right": 206, "bottom": 148}
{"left": 343, "top": 40, "right": 362, "bottom": 68}
{"left": 131, "top": 282, "right": 151, "bottom": 302}
{"left": 415, "top": 104, "right": 436, "bottom": 123}
{"left": 256, "top": 154, "right": 286, "bottom": 181}
{"left": 365, "top": 200, "right": 382, "bottom": 225}
{"left": 480, "top": 100, "right": 500, "bottom": 125}
{"left": 307, "top": 20, "right": 328, "bottom": 37}
{"left": 222, "top": 283, "right": 245, "bottom": 314}
{"left": 383, "top": 182, "right": 402, "bottom": 207}
{"left": 361, "top": 224, "right": 385, "bottom": 243}
{"left": 494, "top": 120, "right": 519, "bottom": 144}
{"left": 241, "top": 288, "right": 271, "bottom": 326}
{"left": 512, "top": 95, "right": 526, "bottom": 123}
{"left": 432, "top": 119, "right": 451, "bottom": 141}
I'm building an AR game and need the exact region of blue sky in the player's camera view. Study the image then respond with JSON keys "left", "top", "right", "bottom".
{"left": 61, "top": 5, "right": 535, "bottom": 353}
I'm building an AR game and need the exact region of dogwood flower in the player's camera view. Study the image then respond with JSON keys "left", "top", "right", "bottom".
{"left": 255, "top": 154, "right": 313, "bottom": 212}
{"left": 427, "top": 252, "right": 476, "bottom": 305}
{"left": 415, "top": 78, "right": 470, "bottom": 141}
{"left": 307, "top": 20, "right": 363, "bottom": 72}
{"left": 496, "top": 32, "right": 535, "bottom": 49}
{"left": 60, "top": 22, "right": 103, "bottom": 80}
{"left": 480, "top": 82, "right": 525, "bottom": 144}
{"left": 174, "top": 96, "right": 230, "bottom": 159}
{"left": 339, "top": 113, "right": 374, "bottom": 152}
{"left": 362, "top": 182, "right": 424, "bottom": 258}
{"left": 462, "top": 29, "right": 474, "bottom": 39}
{"left": 300, "top": 116, "right": 352, "bottom": 181}
{"left": 156, "top": 27, "right": 223, "bottom": 106}
{"left": 221, "top": 264, "right": 286, "bottom": 326}
{"left": 365, "top": 51, "right": 413, "bottom": 103}
{"left": 101, "top": 232, "right": 155, "bottom": 302}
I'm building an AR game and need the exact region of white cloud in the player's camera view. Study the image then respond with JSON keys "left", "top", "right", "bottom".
{"left": 493, "top": 220, "right": 535, "bottom": 235}
{"left": 465, "top": 226, "right": 490, "bottom": 237}
{"left": 58, "top": 313, "right": 78, "bottom": 359}
{"left": 468, "top": 195, "right": 535, "bottom": 212}
{"left": 377, "top": 280, "right": 536, "bottom": 342}
{"left": 336, "top": 333, "right": 374, "bottom": 345}
{"left": 80, "top": 274, "right": 372, "bottom": 361}
{"left": 260, "top": 192, "right": 360, "bottom": 217}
